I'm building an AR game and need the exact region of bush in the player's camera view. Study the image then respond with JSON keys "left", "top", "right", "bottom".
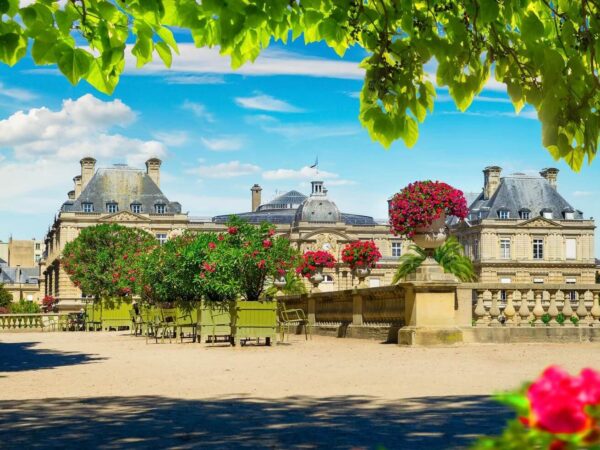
{"left": 9, "top": 300, "right": 41, "bottom": 314}
{"left": 0, "top": 283, "right": 12, "bottom": 308}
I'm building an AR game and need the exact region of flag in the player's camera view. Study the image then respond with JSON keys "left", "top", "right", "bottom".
{"left": 310, "top": 156, "right": 318, "bottom": 169}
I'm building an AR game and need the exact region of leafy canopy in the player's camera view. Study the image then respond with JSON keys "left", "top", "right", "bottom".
{"left": 0, "top": 283, "right": 12, "bottom": 308}
{"left": 62, "top": 223, "right": 157, "bottom": 300}
{"left": 1, "top": 0, "right": 599, "bottom": 169}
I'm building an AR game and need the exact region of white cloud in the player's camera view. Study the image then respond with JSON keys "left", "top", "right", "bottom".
{"left": 182, "top": 100, "right": 214, "bottom": 122}
{"left": 436, "top": 93, "right": 511, "bottom": 104}
{"left": 124, "top": 45, "right": 364, "bottom": 79}
{"left": 573, "top": 191, "right": 596, "bottom": 198}
{"left": 262, "top": 123, "right": 359, "bottom": 140}
{"left": 263, "top": 165, "right": 344, "bottom": 182}
{"left": 187, "top": 160, "right": 261, "bottom": 178}
{"left": 234, "top": 94, "right": 303, "bottom": 113}
{"left": 201, "top": 136, "right": 244, "bottom": 152}
{"left": 165, "top": 75, "right": 225, "bottom": 85}
{"left": 152, "top": 130, "right": 188, "bottom": 146}
{"left": 0, "top": 82, "right": 37, "bottom": 102}
{"left": 0, "top": 94, "right": 163, "bottom": 164}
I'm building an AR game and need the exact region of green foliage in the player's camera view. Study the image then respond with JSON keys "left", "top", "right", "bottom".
{"left": 9, "top": 299, "right": 41, "bottom": 314}
{"left": 263, "top": 270, "right": 308, "bottom": 299}
{"left": 62, "top": 224, "right": 157, "bottom": 301}
{"left": 393, "top": 236, "right": 477, "bottom": 283}
{"left": 0, "top": 283, "right": 12, "bottom": 308}
{"left": 1, "top": 0, "right": 599, "bottom": 169}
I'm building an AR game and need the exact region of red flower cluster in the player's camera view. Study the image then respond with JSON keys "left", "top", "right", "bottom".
{"left": 262, "top": 239, "right": 272, "bottom": 249}
{"left": 42, "top": 295, "right": 55, "bottom": 307}
{"left": 341, "top": 240, "right": 382, "bottom": 270}
{"left": 227, "top": 226, "right": 239, "bottom": 235}
{"left": 208, "top": 242, "right": 216, "bottom": 250}
{"left": 296, "top": 250, "right": 336, "bottom": 278}
{"left": 202, "top": 262, "right": 216, "bottom": 273}
{"left": 523, "top": 366, "right": 600, "bottom": 436}
{"left": 388, "top": 180, "right": 468, "bottom": 237}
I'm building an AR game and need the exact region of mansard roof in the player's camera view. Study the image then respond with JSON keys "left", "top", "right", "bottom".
{"left": 469, "top": 173, "right": 583, "bottom": 221}
{"left": 61, "top": 165, "right": 182, "bottom": 214}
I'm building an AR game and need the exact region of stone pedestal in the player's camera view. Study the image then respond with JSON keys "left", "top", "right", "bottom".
{"left": 397, "top": 280, "right": 463, "bottom": 346}
{"left": 405, "top": 256, "right": 457, "bottom": 283}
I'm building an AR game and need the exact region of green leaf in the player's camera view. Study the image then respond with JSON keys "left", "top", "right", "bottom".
{"left": 57, "top": 47, "right": 93, "bottom": 85}
{"left": 155, "top": 41, "right": 172, "bottom": 67}
{"left": 131, "top": 36, "right": 153, "bottom": 68}
{"left": 478, "top": 0, "right": 499, "bottom": 25}
{"left": 31, "top": 36, "right": 57, "bottom": 64}
{"left": 521, "top": 13, "right": 544, "bottom": 43}
{"left": 0, "top": 31, "right": 27, "bottom": 66}
{"left": 85, "top": 58, "right": 119, "bottom": 94}
{"left": 157, "top": 26, "right": 179, "bottom": 53}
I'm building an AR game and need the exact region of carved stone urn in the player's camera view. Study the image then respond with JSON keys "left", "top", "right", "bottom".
{"left": 309, "top": 269, "right": 324, "bottom": 293}
{"left": 408, "top": 213, "right": 455, "bottom": 282}
{"left": 353, "top": 267, "right": 371, "bottom": 289}
{"left": 273, "top": 276, "right": 287, "bottom": 297}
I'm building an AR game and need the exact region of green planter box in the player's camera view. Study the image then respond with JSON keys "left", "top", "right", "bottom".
{"left": 232, "top": 300, "right": 277, "bottom": 346}
{"left": 198, "top": 302, "right": 233, "bottom": 343}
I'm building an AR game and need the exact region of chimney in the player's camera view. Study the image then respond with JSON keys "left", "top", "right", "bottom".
{"left": 483, "top": 166, "right": 502, "bottom": 200}
{"left": 145, "top": 158, "right": 162, "bottom": 187}
{"left": 540, "top": 167, "right": 559, "bottom": 190}
{"left": 67, "top": 190, "right": 75, "bottom": 200}
{"left": 73, "top": 175, "right": 82, "bottom": 198}
{"left": 251, "top": 184, "right": 262, "bottom": 212}
{"left": 80, "top": 157, "right": 96, "bottom": 191}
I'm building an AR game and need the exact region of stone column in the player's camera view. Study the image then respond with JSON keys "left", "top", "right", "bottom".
{"left": 352, "top": 293, "right": 363, "bottom": 326}
{"left": 398, "top": 280, "right": 462, "bottom": 346}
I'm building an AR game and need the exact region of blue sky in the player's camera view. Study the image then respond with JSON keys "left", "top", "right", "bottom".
{"left": 0, "top": 33, "right": 599, "bottom": 253}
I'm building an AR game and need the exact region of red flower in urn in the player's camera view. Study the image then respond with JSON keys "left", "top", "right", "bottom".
{"left": 296, "top": 250, "right": 336, "bottom": 278}
{"left": 341, "top": 240, "right": 382, "bottom": 270}
{"left": 388, "top": 180, "right": 468, "bottom": 238}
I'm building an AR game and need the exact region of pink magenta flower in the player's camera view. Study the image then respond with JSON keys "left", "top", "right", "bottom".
{"left": 208, "top": 242, "right": 216, "bottom": 250}
{"left": 527, "top": 366, "right": 600, "bottom": 434}
{"left": 228, "top": 226, "right": 238, "bottom": 235}
{"left": 263, "top": 239, "right": 272, "bottom": 249}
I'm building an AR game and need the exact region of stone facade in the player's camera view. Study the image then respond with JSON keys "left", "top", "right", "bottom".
{"left": 39, "top": 158, "right": 597, "bottom": 310}
{"left": 452, "top": 167, "right": 596, "bottom": 284}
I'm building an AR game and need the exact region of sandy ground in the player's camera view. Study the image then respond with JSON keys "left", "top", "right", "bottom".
{"left": 1, "top": 332, "right": 599, "bottom": 449}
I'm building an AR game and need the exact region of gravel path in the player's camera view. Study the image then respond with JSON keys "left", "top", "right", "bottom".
{"left": 1, "top": 332, "right": 598, "bottom": 449}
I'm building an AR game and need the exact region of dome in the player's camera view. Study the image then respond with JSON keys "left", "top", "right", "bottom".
{"left": 294, "top": 181, "right": 341, "bottom": 224}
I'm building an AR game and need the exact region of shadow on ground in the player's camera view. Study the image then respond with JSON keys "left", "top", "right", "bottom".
{"left": 0, "top": 341, "right": 104, "bottom": 373}
{"left": 0, "top": 394, "right": 511, "bottom": 449}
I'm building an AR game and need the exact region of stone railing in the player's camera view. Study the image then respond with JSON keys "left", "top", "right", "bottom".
{"left": 464, "top": 283, "right": 600, "bottom": 327}
{"left": 0, "top": 314, "right": 70, "bottom": 331}
{"left": 284, "top": 285, "right": 417, "bottom": 341}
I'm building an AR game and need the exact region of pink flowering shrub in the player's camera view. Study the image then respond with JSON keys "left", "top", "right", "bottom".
{"left": 341, "top": 240, "right": 382, "bottom": 270}
{"left": 389, "top": 180, "right": 468, "bottom": 237}
{"left": 474, "top": 366, "right": 600, "bottom": 449}
{"left": 296, "top": 250, "right": 336, "bottom": 278}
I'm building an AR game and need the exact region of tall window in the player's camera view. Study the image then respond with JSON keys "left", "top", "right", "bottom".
{"left": 533, "top": 239, "right": 544, "bottom": 259}
{"left": 156, "top": 233, "right": 167, "bottom": 245}
{"left": 519, "top": 210, "right": 530, "bottom": 220}
{"left": 106, "top": 202, "right": 118, "bottom": 213}
{"left": 498, "top": 210, "right": 510, "bottom": 219}
{"left": 154, "top": 204, "right": 166, "bottom": 214}
{"left": 565, "top": 238, "right": 577, "bottom": 260}
{"left": 82, "top": 202, "right": 94, "bottom": 213}
{"left": 500, "top": 238, "right": 511, "bottom": 259}
{"left": 391, "top": 242, "right": 402, "bottom": 257}
{"left": 131, "top": 203, "right": 142, "bottom": 214}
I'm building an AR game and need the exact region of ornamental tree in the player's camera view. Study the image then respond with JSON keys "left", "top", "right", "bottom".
{"left": 198, "top": 218, "right": 300, "bottom": 301}
{"left": 62, "top": 224, "right": 157, "bottom": 301}
{"left": 1, "top": 1, "right": 599, "bottom": 169}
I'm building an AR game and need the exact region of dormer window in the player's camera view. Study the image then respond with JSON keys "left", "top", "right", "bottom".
{"left": 82, "top": 202, "right": 94, "bottom": 213}
{"left": 106, "top": 202, "right": 118, "bottom": 214}
{"left": 131, "top": 203, "right": 142, "bottom": 214}
{"left": 541, "top": 208, "right": 553, "bottom": 219}
{"left": 519, "top": 209, "right": 531, "bottom": 220}
{"left": 563, "top": 208, "right": 575, "bottom": 220}
{"left": 154, "top": 203, "right": 166, "bottom": 214}
{"left": 498, "top": 209, "right": 510, "bottom": 219}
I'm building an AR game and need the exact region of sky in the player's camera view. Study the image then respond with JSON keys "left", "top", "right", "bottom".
{"left": 1, "top": 30, "right": 599, "bottom": 253}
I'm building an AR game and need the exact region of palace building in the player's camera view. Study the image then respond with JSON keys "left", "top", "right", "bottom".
{"left": 451, "top": 166, "right": 596, "bottom": 284}
{"left": 38, "top": 157, "right": 596, "bottom": 310}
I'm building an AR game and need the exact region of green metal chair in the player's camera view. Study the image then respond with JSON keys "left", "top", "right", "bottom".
{"left": 129, "top": 309, "right": 144, "bottom": 336}
{"left": 153, "top": 307, "right": 178, "bottom": 343}
{"left": 176, "top": 308, "right": 198, "bottom": 343}
{"left": 278, "top": 301, "right": 311, "bottom": 342}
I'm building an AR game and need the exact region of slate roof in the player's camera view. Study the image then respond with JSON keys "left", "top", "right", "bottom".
{"left": 0, "top": 263, "right": 39, "bottom": 284}
{"left": 213, "top": 189, "right": 378, "bottom": 226}
{"left": 61, "top": 165, "right": 182, "bottom": 214}
{"left": 469, "top": 173, "right": 583, "bottom": 221}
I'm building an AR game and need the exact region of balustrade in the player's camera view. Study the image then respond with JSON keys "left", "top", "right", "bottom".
{"left": 469, "top": 284, "right": 600, "bottom": 328}
{"left": 0, "top": 314, "right": 69, "bottom": 331}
